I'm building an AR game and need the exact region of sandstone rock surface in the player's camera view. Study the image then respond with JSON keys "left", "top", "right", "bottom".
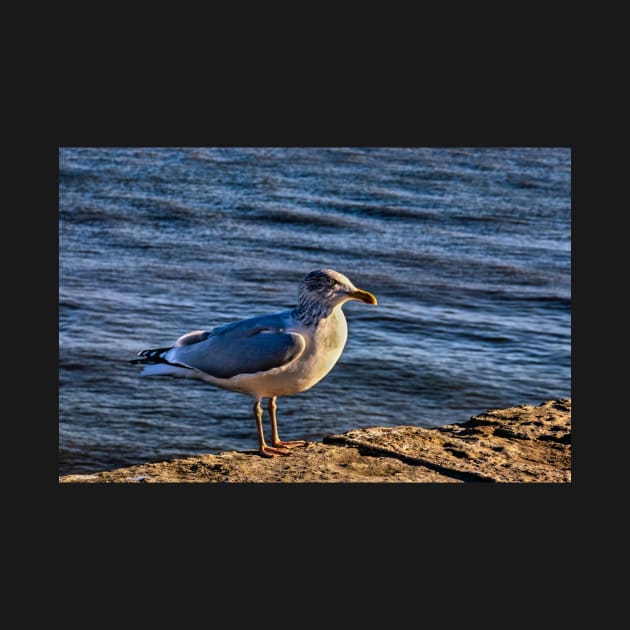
{"left": 59, "top": 399, "right": 571, "bottom": 483}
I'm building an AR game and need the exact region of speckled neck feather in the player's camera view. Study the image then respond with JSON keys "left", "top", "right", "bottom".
{"left": 292, "top": 289, "right": 335, "bottom": 326}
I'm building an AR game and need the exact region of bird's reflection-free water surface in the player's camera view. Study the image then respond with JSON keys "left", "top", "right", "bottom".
{"left": 58, "top": 147, "right": 571, "bottom": 475}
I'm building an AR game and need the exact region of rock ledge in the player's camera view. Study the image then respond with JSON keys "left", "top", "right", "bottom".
{"left": 59, "top": 399, "right": 571, "bottom": 483}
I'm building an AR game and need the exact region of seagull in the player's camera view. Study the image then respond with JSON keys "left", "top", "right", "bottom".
{"left": 131, "top": 268, "right": 378, "bottom": 457}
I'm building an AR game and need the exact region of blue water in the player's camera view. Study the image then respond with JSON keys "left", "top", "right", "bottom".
{"left": 58, "top": 147, "right": 571, "bottom": 475}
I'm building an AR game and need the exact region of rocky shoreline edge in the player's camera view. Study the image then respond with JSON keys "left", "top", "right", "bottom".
{"left": 59, "top": 399, "right": 571, "bottom": 483}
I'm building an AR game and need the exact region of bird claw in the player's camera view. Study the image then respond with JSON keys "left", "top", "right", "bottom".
{"left": 259, "top": 445, "right": 291, "bottom": 458}
{"left": 272, "top": 440, "right": 307, "bottom": 449}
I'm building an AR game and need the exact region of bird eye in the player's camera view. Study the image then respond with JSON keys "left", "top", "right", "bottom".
{"left": 327, "top": 278, "right": 336, "bottom": 287}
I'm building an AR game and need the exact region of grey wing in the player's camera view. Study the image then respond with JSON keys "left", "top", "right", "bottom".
{"left": 167, "top": 329, "right": 306, "bottom": 379}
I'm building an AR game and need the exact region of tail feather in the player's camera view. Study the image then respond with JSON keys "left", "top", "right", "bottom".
{"left": 137, "top": 363, "right": 193, "bottom": 377}
{"left": 130, "top": 346, "right": 195, "bottom": 377}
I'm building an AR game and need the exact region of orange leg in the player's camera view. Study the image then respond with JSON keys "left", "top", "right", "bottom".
{"left": 269, "top": 397, "right": 307, "bottom": 449}
{"left": 253, "top": 399, "right": 289, "bottom": 457}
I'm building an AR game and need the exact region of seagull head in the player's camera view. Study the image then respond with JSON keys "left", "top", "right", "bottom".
{"left": 298, "top": 269, "right": 377, "bottom": 315}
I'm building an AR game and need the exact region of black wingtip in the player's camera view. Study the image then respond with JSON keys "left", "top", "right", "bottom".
{"left": 129, "top": 347, "right": 172, "bottom": 365}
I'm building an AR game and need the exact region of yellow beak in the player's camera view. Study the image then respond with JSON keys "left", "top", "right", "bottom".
{"left": 348, "top": 288, "right": 378, "bottom": 305}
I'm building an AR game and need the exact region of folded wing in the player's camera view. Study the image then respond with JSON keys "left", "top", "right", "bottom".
{"left": 167, "top": 319, "right": 306, "bottom": 379}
